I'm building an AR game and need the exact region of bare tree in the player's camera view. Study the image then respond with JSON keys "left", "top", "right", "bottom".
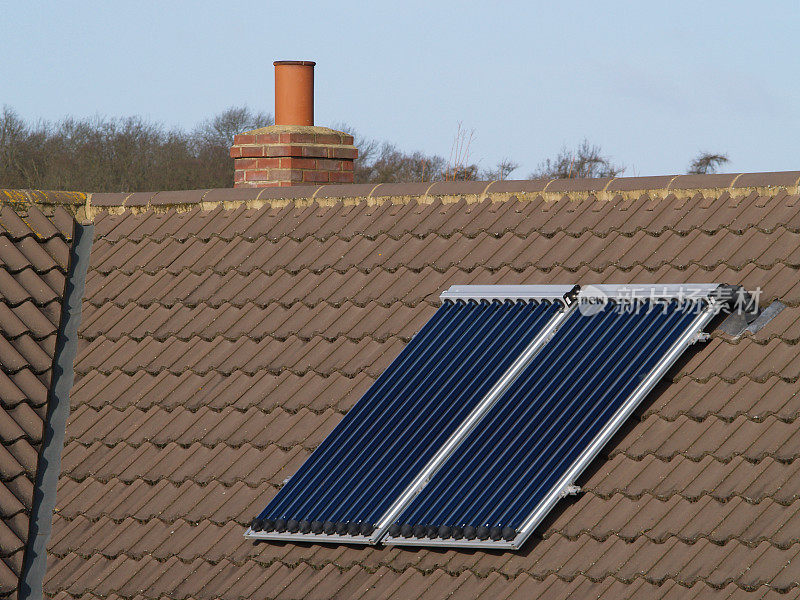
{"left": 0, "top": 106, "right": 279, "bottom": 191}
{"left": 444, "top": 122, "right": 476, "bottom": 181}
{"left": 531, "top": 140, "right": 624, "bottom": 179}
{"left": 0, "top": 106, "right": 42, "bottom": 187}
{"left": 332, "top": 123, "right": 453, "bottom": 184}
{"left": 0, "top": 106, "right": 28, "bottom": 159}
{"left": 191, "top": 107, "right": 273, "bottom": 188}
{"left": 481, "top": 159, "right": 519, "bottom": 181}
{"left": 37, "top": 115, "right": 197, "bottom": 191}
{"left": 687, "top": 152, "right": 729, "bottom": 175}
{"left": 357, "top": 142, "right": 446, "bottom": 183}
{"left": 0, "top": 106, "right": 632, "bottom": 190}
{"left": 194, "top": 106, "right": 273, "bottom": 147}
{"left": 331, "top": 123, "right": 381, "bottom": 184}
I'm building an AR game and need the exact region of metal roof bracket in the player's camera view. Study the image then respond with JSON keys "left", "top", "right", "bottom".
{"left": 560, "top": 484, "right": 581, "bottom": 498}
{"left": 563, "top": 285, "right": 581, "bottom": 306}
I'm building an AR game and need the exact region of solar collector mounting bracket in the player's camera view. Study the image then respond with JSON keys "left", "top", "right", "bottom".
{"left": 563, "top": 285, "right": 580, "bottom": 306}
{"left": 560, "top": 484, "right": 581, "bottom": 497}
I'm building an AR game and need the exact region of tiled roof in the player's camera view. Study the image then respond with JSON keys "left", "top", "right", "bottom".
{"left": 9, "top": 172, "right": 800, "bottom": 599}
{"left": 0, "top": 194, "right": 74, "bottom": 596}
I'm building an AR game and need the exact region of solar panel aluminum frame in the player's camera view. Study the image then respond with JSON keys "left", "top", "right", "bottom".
{"left": 577, "top": 283, "right": 720, "bottom": 300}
{"left": 382, "top": 283, "right": 723, "bottom": 549}
{"left": 440, "top": 285, "right": 577, "bottom": 302}
{"left": 439, "top": 283, "right": 719, "bottom": 302}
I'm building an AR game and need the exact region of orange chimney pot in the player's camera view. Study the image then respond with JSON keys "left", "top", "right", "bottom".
{"left": 274, "top": 60, "right": 315, "bottom": 126}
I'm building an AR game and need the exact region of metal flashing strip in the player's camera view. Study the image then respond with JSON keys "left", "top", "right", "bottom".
{"left": 719, "top": 299, "right": 785, "bottom": 337}
{"left": 746, "top": 300, "right": 785, "bottom": 334}
{"left": 18, "top": 222, "right": 94, "bottom": 600}
{"left": 508, "top": 299, "right": 720, "bottom": 549}
{"left": 378, "top": 302, "right": 575, "bottom": 545}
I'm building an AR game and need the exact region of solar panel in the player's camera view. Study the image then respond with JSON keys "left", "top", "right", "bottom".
{"left": 383, "top": 284, "right": 720, "bottom": 548}
{"left": 247, "top": 291, "right": 568, "bottom": 543}
{"left": 246, "top": 283, "right": 723, "bottom": 549}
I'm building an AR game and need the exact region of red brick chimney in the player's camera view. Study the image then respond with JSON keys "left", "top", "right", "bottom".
{"left": 230, "top": 61, "right": 358, "bottom": 188}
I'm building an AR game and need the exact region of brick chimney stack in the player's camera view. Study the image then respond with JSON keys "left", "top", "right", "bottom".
{"left": 230, "top": 61, "right": 358, "bottom": 188}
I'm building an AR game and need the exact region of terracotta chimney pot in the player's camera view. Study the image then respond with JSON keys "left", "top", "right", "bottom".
{"left": 274, "top": 60, "right": 315, "bottom": 126}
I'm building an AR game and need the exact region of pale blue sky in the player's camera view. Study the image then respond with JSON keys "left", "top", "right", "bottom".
{"left": 2, "top": 1, "right": 798, "bottom": 178}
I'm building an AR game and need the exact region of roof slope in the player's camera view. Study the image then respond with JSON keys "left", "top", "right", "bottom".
{"left": 0, "top": 196, "right": 74, "bottom": 596}
{"left": 35, "top": 173, "right": 800, "bottom": 599}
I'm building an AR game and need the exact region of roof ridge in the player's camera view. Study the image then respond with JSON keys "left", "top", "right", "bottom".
{"left": 5, "top": 170, "right": 800, "bottom": 221}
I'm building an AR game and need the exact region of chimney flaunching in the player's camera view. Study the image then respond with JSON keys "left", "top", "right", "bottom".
{"left": 230, "top": 60, "right": 358, "bottom": 188}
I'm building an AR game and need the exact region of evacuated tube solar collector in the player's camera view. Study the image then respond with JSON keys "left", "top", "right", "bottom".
{"left": 247, "top": 283, "right": 724, "bottom": 549}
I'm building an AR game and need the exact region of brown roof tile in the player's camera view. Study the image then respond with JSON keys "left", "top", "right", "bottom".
{"left": 0, "top": 201, "right": 72, "bottom": 595}
{"left": 18, "top": 174, "right": 798, "bottom": 598}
